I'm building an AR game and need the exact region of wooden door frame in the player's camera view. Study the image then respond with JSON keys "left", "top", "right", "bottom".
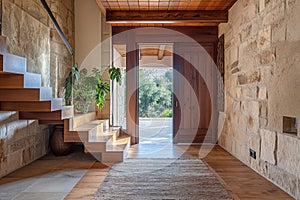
{"left": 112, "top": 26, "right": 218, "bottom": 145}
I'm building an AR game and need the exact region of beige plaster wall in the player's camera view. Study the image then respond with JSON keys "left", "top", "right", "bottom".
{"left": 219, "top": 0, "right": 300, "bottom": 198}
{"left": 75, "top": 0, "right": 112, "bottom": 119}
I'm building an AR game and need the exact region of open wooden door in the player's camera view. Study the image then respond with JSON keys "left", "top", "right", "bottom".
{"left": 173, "top": 43, "right": 217, "bottom": 144}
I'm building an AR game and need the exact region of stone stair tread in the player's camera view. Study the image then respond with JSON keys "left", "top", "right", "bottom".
{"left": 73, "top": 112, "right": 97, "bottom": 129}
{"left": 89, "top": 135, "right": 113, "bottom": 143}
{"left": 74, "top": 120, "right": 103, "bottom": 131}
{"left": 106, "top": 137, "right": 130, "bottom": 152}
{"left": 103, "top": 126, "right": 120, "bottom": 133}
{"left": 106, "top": 143, "right": 128, "bottom": 152}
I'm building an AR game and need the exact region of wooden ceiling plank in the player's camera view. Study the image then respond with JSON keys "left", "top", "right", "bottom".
{"left": 96, "top": 0, "right": 107, "bottom": 16}
{"left": 106, "top": 10, "right": 228, "bottom": 24}
{"left": 158, "top": 44, "right": 166, "bottom": 60}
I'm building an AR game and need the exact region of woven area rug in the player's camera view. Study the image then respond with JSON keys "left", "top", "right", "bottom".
{"left": 94, "top": 159, "right": 232, "bottom": 200}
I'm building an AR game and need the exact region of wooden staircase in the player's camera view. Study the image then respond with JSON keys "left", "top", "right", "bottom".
{"left": 0, "top": 36, "right": 130, "bottom": 163}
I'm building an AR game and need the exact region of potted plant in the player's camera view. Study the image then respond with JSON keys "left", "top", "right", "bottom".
{"left": 73, "top": 66, "right": 121, "bottom": 113}
{"left": 73, "top": 68, "right": 101, "bottom": 113}
{"left": 63, "top": 63, "right": 80, "bottom": 106}
{"left": 95, "top": 66, "right": 122, "bottom": 109}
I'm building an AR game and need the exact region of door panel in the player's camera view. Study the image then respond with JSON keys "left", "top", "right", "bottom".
{"left": 173, "top": 43, "right": 216, "bottom": 144}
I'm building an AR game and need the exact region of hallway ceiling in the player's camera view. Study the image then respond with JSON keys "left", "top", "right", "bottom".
{"left": 96, "top": 0, "right": 237, "bottom": 26}
{"left": 99, "top": 0, "right": 236, "bottom": 11}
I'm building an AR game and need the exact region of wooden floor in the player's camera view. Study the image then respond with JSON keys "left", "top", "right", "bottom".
{"left": 66, "top": 145, "right": 292, "bottom": 200}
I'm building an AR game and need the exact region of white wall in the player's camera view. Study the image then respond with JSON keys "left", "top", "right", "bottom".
{"left": 75, "top": 0, "right": 102, "bottom": 68}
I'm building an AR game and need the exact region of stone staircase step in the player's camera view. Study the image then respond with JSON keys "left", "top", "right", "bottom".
{"left": 0, "top": 72, "right": 41, "bottom": 89}
{"left": 0, "top": 98, "right": 62, "bottom": 112}
{"left": 19, "top": 106, "right": 74, "bottom": 121}
{"left": 61, "top": 106, "right": 74, "bottom": 119}
{"left": 72, "top": 112, "right": 97, "bottom": 129}
{"left": 84, "top": 142, "right": 106, "bottom": 153}
{"left": 0, "top": 72, "right": 24, "bottom": 88}
{"left": 24, "top": 72, "right": 42, "bottom": 88}
{"left": 2, "top": 53, "right": 26, "bottom": 74}
{"left": 100, "top": 136, "right": 131, "bottom": 163}
{"left": 99, "top": 119, "right": 110, "bottom": 130}
{"left": 0, "top": 87, "right": 52, "bottom": 101}
{"left": 102, "top": 141, "right": 130, "bottom": 163}
{"left": 64, "top": 119, "right": 103, "bottom": 143}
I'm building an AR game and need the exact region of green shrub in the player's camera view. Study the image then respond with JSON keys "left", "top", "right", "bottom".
{"left": 160, "top": 109, "right": 173, "bottom": 118}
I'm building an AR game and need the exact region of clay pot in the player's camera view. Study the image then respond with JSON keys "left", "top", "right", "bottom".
{"left": 50, "top": 125, "right": 73, "bottom": 156}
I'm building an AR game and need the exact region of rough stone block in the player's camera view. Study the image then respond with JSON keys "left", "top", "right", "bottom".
{"left": 0, "top": 112, "right": 12, "bottom": 122}
{"left": 277, "top": 133, "right": 300, "bottom": 177}
{"left": 259, "top": 101, "right": 268, "bottom": 117}
{"left": 21, "top": 0, "right": 48, "bottom": 25}
{"left": 262, "top": 2, "right": 285, "bottom": 26}
{"left": 259, "top": 118, "right": 268, "bottom": 130}
{"left": 0, "top": 125, "right": 7, "bottom": 139}
{"left": 238, "top": 74, "right": 247, "bottom": 85}
{"left": 230, "top": 45, "right": 239, "bottom": 66}
{"left": 268, "top": 164, "right": 298, "bottom": 198}
{"left": 241, "top": 85, "right": 258, "bottom": 99}
{"left": 286, "top": 2, "right": 300, "bottom": 41}
{"left": 6, "top": 121, "right": 28, "bottom": 141}
{"left": 247, "top": 71, "right": 261, "bottom": 83}
{"left": 7, "top": 151, "right": 22, "bottom": 174}
{"left": 272, "top": 18, "right": 286, "bottom": 43}
{"left": 22, "top": 146, "right": 35, "bottom": 165}
{"left": 256, "top": 50, "right": 275, "bottom": 66}
{"left": 258, "top": 85, "right": 268, "bottom": 100}
{"left": 257, "top": 26, "right": 271, "bottom": 50}
{"left": 259, "top": 0, "right": 265, "bottom": 12}
{"left": 249, "top": 133, "right": 261, "bottom": 156}
{"left": 0, "top": 139, "right": 8, "bottom": 162}
{"left": 242, "top": 3, "right": 258, "bottom": 24}
{"left": 260, "top": 129, "right": 277, "bottom": 164}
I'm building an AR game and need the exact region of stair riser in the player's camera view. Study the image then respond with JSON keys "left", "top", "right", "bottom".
{"left": 61, "top": 106, "right": 74, "bottom": 120}
{"left": 3, "top": 53, "right": 27, "bottom": 74}
{"left": 101, "top": 152, "right": 124, "bottom": 163}
{"left": 84, "top": 143, "right": 106, "bottom": 153}
{"left": 51, "top": 98, "right": 63, "bottom": 111}
{"left": 20, "top": 111, "right": 63, "bottom": 120}
{"left": 39, "top": 87, "right": 52, "bottom": 101}
{"left": 0, "top": 74, "right": 24, "bottom": 88}
{"left": 24, "top": 73, "right": 41, "bottom": 88}
{"left": 64, "top": 131, "right": 88, "bottom": 143}
{"left": 0, "top": 73, "right": 41, "bottom": 89}
{"left": 0, "top": 101, "right": 51, "bottom": 112}
{"left": 73, "top": 112, "right": 96, "bottom": 129}
{"left": 0, "top": 88, "right": 52, "bottom": 101}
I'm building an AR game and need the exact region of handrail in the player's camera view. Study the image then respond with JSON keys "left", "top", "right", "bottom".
{"left": 40, "top": 0, "right": 73, "bottom": 55}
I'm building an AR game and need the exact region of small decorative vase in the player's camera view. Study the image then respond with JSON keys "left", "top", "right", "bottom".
{"left": 50, "top": 125, "right": 73, "bottom": 156}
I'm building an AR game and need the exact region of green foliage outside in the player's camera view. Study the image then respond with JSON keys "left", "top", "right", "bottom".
{"left": 160, "top": 109, "right": 173, "bottom": 117}
{"left": 139, "top": 68, "right": 173, "bottom": 118}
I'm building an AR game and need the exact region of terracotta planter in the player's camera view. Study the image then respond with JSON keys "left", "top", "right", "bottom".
{"left": 50, "top": 125, "right": 73, "bottom": 156}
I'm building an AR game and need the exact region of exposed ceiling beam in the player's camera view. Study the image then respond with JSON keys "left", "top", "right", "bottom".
{"left": 106, "top": 10, "right": 228, "bottom": 24}
{"left": 158, "top": 45, "right": 166, "bottom": 60}
{"left": 95, "top": 0, "right": 106, "bottom": 16}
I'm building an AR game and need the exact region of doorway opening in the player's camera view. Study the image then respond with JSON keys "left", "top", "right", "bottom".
{"left": 138, "top": 44, "right": 173, "bottom": 144}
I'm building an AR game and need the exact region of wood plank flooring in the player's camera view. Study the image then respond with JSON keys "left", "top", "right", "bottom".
{"left": 65, "top": 145, "right": 292, "bottom": 199}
